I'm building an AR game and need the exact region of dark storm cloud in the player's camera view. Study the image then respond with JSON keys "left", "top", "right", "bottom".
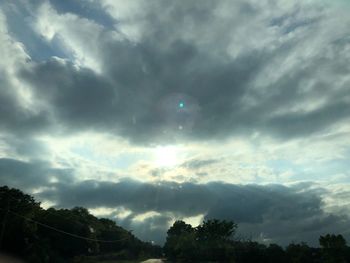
{"left": 181, "top": 158, "right": 220, "bottom": 170}
{"left": 2, "top": 0, "right": 346, "bottom": 143}
{"left": 20, "top": 58, "right": 119, "bottom": 133}
{"left": 256, "top": 44, "right": 350, "bottom": 139}
{"left": 98, "top": 39, "right": 269, "bottom": 142}
{"left": 39, "top": 179, "right": 215, "bottom": 216}
{"left": 3, "top": 135, "right": 48, "bottom": 158}
{"left": 36, "top": 178, "right": 350, "bottom": 245}
{"left": 0, "top": 74, "right": 50, "bottom": 136}
{"left": 266, "top": 100, "right": 350, "bottom": 138}
{"left": 20, "top": 39, "right": 268, "bottom": 143}
{"left": 116, "top": 213, "right": 173, "bottom": 244}
{"left": 48, "top": 0, "right": 115, "bottom": 29}
{"left": 0, "top": 158, "right": 74, "bottom": 190}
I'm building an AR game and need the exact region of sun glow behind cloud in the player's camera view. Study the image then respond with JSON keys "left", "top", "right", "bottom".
{"left": 153, "top": 146, "right": 181, "bottom": 167}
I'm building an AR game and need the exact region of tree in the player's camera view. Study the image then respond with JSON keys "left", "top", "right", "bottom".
{"left": 233, "top": 241, "right": 268, "bottom": 263}
{"left": 286, "top": 242, "right": 315, "bottom": 263}
{"left": 265, "top": 244, "right": 286, "bottom": 263}
{"left": 196, "top": 219, "right": 237, "bottom": 261}
{"left": 320, "top": 234, "right": 346, "bottom": 249}
{"left": 164, "top": 220, "right": 196, "bottom": 260}
{"left": 97, "top": 218, "right": 127, "bottom": 253}
{"left": 34, "top": 208, "right": 93, "bottom": 261}
{"left": 196, "top": 219, "right": 237, "bottom": 242}
{"left": 0, "top": 186, "right": 41, "bottom": 259}
{"left": 167, "top": 220, "right": 194, "bottom": 237}
{"left": 0, "top": 185, "right": 165, "bottom": 262}
{"left": 319, "top": 234, "right": 347, "bottom": 263}
{"left": 164, "top": 219, "right": 237, "bottom": 261}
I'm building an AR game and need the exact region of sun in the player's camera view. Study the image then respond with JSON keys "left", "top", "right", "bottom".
{"left": 154, "top": 146, "right": 179, "bottom": 167}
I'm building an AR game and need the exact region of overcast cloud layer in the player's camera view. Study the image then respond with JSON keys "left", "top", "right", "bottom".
{"left": 1, "top": 0, "right": 350, "bottom": 245}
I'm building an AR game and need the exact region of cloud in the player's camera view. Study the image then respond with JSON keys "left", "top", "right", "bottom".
{"left": 1, "top": 0, "right": 350, "bottom": 248}
{"left": 33, "top": 178, "right": 350, "bottom": 246}
{"left": 3, "top": 0, "right": 346, "bottom": 144}
{"left": 20, "top": 57, "right": 118, "bottom": 132}
{"left": 0, "top": 10, "right": 50, "bottom": 137}
{"left": 0, "top": 134, "right": 49, "bottom": 160}
{"left": 116, "top": 212, "right": 173, "bottom": 244}
{"left": 38, "top": 179, "right": 215, "bottom": 216}
{"left": 0, "top": 158, "right": 74, "bottom": 190}
{"left": 48, "top": 0, "right": 115, "bottom": 29}
{"left": 181, "top": 158, "right": 220, "bottom": 170}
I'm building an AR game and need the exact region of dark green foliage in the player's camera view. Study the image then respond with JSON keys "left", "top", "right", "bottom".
{"left": 0, "top": 186, "right": 161, "bottom": 262}
{"left": 266, "top": 244, "right": 287, "bottom": 262}
{"left": 34, "top": 207, "right": 100, "bottom": 260}
{"left": 0, "top": 186, "right": 41, "bottom": 260}
{"left": 164, "top": 220, "right": 350, "bottom": 263}
{"left": 232, "top": 241, "right": 268, "bottom": 263}
{"left": 164, "top": 220, "right": 197, "bottom": 260}
{"left": 3, "top": 185, "right": 350, "bottom": 263}
{"left": 97, "top": 218, "right": 130, "bottom": 253}
{"left": 164, "top": 219, "right": 237, "bottom": 262}
{"left": 286, "top": 242, "right": 316, "bottom": 263}
{"left": 319, "top": 234, "right": 348, "bottom": 263}
{"left": 196, "top": 219, "right": 237, "bottom": 242}
{"left": 196, "top": 219, "right": 237, "bottom": 262}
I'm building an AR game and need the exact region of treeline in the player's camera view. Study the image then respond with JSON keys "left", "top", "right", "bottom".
{"left": 0, "top": 186, "right": 162, "bottom": 262}
{"left": 1, "top": 185, "right": 350, "bottom": 263}
{"left": 164, "top": 220, "right": 350, "bottom": 263}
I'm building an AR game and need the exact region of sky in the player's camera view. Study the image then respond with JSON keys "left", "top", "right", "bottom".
{"left": 1, "top": 0, "right": 350, "bottom": 246}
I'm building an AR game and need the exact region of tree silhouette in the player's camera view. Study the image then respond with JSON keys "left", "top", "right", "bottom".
{"left": 0, "top": 186, "right": 161, "bottom": 262}
{"left": 286, "top": 242, "right": 315, "bottom": 263}
{"left": 266, "top": 244, "right": 286, "bottom": 263}
{"left": 164, "top": 220, "right": 196, "bottom": 260}
{"left": 319, "top": 234, "right": 347, "bottom": 263}
{"left": 0, "top": 186, "right": 41, "bottom": 260}
{"left": 164, "top": 219, "right": 237, "bottom": 261}
{"left": 196, "top": 219, "right": 237, "bottom": 261}
{"left": 3, "top": 185, "right": 350, "bottom": 263}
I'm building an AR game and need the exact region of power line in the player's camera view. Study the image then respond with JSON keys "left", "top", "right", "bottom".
{"left": 1, "top": 194, "right": 132, "bottom": 243}
{"left": 1, "top": 207, "right": 130, "bottom": 243}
